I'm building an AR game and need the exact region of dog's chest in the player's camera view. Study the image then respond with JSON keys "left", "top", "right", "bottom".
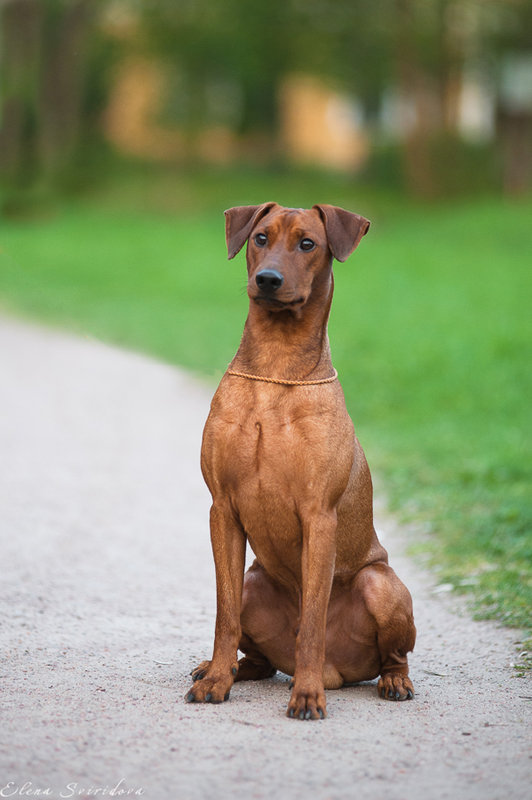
{"left": 201, "top": 383, "right": 354, "bottom": 582}
{"left": 205, "top": 400, "right": 315, "bottom": 491}
{"left": 202, "top": 384, "right": 352, "bottom": 510}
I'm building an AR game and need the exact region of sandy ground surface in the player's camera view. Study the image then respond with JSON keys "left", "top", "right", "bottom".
{"left": 0, "top": 314, "right": 530, "bottom": 800}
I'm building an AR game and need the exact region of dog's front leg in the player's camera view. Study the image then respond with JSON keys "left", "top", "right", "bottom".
{"left": 186, "top": 502, "right": 246, "bottom": 703}
{"left": 287, "top": 509, "right": 337, "bottom": 720}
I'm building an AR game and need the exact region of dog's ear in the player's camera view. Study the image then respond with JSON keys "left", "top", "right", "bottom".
{"left": 224, "top": 202, "right": 277, "bottom": 259}
{"left": 313, "top": 204, "right": 370, "bottom": 262}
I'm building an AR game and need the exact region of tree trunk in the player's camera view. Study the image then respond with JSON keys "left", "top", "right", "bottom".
{"left": 38, "top": 0, "right": 95, "bottom": 178}
{"left": 395, "top": 0, "right": 438, "bottom": 198}
{"left": 0, "top": 0, "right": 44, "bottom": 183}
{"left": 0, "top": 0, "right": 96, "bottom": 187}
{"left": 394, "top": 0, "right": 469, "bottom": 198}
{"left": 497, "top": 109, "right": 532, "bottom": 196}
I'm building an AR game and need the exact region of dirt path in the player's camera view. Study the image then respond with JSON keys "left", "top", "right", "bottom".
{"left": 0, "top": 315, "right": 530, "bottom": 800}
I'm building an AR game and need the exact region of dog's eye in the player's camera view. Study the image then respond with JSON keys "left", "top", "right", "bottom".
{"left": 300, "top": 238, "right": 315, "bottom": 252}
{"left": 254, "top": 233, "right": 268, "bottom": 247}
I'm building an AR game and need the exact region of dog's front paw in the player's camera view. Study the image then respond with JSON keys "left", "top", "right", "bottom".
{"left": 184, "top": 661, "right": 238, "bottom": 704}
{"left": 378, "top": 673, "right": 414, "bottom": 701}
{"left": 286, "top": 679, "right": 327, "bottom": 720}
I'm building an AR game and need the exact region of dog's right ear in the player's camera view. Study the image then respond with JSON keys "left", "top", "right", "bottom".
{"left": 224, "top": 203, "right": 277, "bottom": 259}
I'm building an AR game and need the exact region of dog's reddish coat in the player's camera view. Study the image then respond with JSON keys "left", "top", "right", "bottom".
{"left": 186, "top": 203, "right": 416, "bottom": 719}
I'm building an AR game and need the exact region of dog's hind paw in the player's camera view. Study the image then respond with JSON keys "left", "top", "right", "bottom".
{"left": 234, "top": 655, "right": 276, "bottom": 682}
{"left": 190, "top": 660, "right": 212, "bottom": 681}
{"left": 378, "top": 674, "right": 414, "bottom": 701}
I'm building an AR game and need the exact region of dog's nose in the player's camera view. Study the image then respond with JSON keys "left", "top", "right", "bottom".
{"left": 256, "top": 269, "right": 284, "bottom": 292}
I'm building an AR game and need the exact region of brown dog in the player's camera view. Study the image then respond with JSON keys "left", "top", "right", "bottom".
{"left": 185, "top": 203, "right": 416, "bottom": 719}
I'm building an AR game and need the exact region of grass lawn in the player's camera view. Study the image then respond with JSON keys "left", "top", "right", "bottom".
{"left": 1, "top": 165, "right": 530, "bottom": 643}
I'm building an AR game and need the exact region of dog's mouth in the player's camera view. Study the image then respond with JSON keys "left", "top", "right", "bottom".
{"left": 252, "top": 294, "right": 306, "bottom": 310}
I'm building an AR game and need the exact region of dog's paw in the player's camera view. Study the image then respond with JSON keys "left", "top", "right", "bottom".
{"left": 184, "top": 661, "right": 238, "bottom": 704}
{"left": 189, "top": 660, "right": 212, "bottom": 682}
{"left": 234, "top": 655, "right": 276, "bottom": 682}
{"left": 378, "top": 673, "right": 414, "bottom": 701}
{"left": 286, "top": 680, "right": 327, "bottom": 720}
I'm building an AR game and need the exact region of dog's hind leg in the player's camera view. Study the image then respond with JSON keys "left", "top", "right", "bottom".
{"left": 236, "top": 633, "right": 277, "bottom": 681}
{"left": 355, "top": 562, "right": 416, "bottom": 701}
{"left": 238, "top": 560, "right": 298, "bottom": 679}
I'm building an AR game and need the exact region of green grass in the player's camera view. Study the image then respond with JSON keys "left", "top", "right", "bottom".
{"left": 1, "top": 165, "right": 530, "bottom": 636}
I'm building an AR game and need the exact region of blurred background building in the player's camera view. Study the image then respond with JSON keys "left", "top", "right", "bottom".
{"left": 1, "top": 0, "right": 531, "bottom": 203}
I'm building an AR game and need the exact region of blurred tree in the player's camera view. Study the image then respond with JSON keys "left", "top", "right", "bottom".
{"left": 0, "top": 0, "right": 114, "bottom": 190}
{"left": 39, "top": 0, "right": 96, "bottom": 176}
{"left": 135, "top": 0, "right": 395, "bottom": 163}
{"left": 136, "top": 0, "right": 526, "bottom": 194}
{"left": 490, "top": 0, "right": 532, "bottom": 194}
{"left": 138, "top": 0, "right": 295, "bottom": 158}
{"left": 0, "top": 0, "right": 44, "bottom": 185}
{"left": 1, "top": 0, "right": 529, "bottom": 198}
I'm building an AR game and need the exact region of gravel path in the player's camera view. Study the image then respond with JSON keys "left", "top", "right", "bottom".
{"left": 0, "top": 315, "right": 530, "bottom": 800}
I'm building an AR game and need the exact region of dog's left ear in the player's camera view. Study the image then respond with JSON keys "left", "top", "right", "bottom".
{"left": 313, "top": 204, "right": 370, "bottom": 262}
{"left": 224, "top": 202, "right": 277, "bottom": 259}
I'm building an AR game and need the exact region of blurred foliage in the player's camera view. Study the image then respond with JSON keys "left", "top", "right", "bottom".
{"left": 0, "top": 0, "right": 121, "bottom": 191}
{"left": 137, "top": 0, "right": 394, "bottom": 131}
{"left": 1, "top": 0, "right": 532, "bottom": 203}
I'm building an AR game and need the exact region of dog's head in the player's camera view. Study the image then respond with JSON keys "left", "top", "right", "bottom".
{"left": 224, "top": 202, "right": 370, "bottom": 313}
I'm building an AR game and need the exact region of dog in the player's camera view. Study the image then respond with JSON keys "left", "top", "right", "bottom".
{"left": 185, "top": 203, "right": 416, "bottom": 719}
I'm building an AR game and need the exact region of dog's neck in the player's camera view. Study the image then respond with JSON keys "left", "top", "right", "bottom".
{"left": 230, "top": 272, "right": 335, "bottom": 381}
